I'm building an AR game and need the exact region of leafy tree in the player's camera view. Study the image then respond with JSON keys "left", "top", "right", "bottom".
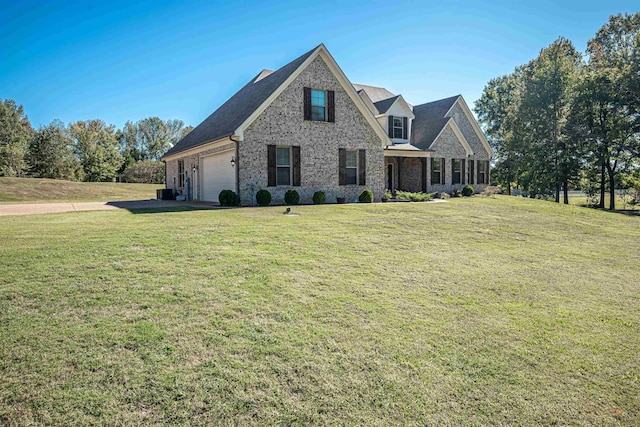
{"left": 180, "top": 125, "right": 194, "bottom": 139}
{"left": 121, "top": 159, "right": 164, "bottom": 184}
{"left": 118, "top": 118, "right": 188, "bottom": 162}
{"left": 520, "top": 37, "right": 582, "bottom": 203}
{"left": 69, "top": 120, "right": 123, "bottom": 182}
{"left": 475, "top": 69, "right": 526, "bottom": 195}
{"left": 0, "top": 99, "right": 33, "bottom": 176}
{"left": 578, "top": 13, "right": 640, "bottom": 210}
{"left": 29, "top": 120, "right": 81, "bottom": 180}
{"left": 118, "top": 121, "right": 142, "bottom": 160}
{"left": 137, "top": 117, "right": 184, "bottom": 161}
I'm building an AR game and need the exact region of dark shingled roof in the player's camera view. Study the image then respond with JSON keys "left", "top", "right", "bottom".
{"left": 411, "top": 95, "right": 460, "bottom": 150}
{"left": 373, "top": 95, "right": 400, "bottom": 114}
{"left": 163, "top": 45, "right": 320, "bottom": 158}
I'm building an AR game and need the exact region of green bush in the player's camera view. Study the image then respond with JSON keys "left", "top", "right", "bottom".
{"left": 395, "top": 190, "right": 434, "bottom": 202}
{"left": 358, "top": 189, "right": 374, "bottom": 203}
{"left": 256, "top": 189, "right": 272, "bottom": 206}
{"left": 284, "top": 189, "right": 300, "bottom": 205}
{"left": 462, "top": 185, "right": 474, "bottom": 197}
{"left": 218, "top": 189, "right": 240, "bottom": 207}
{"left": 312, "top": 191, "right": 326, "bottom": 204}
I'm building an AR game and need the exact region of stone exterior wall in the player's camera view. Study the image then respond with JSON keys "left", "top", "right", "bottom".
{"left": 385, "top": 120, "right": 490, "bottom": 194}
{"left": 448, "top": 103, "right": 491, "bottom": 159}
{"left": 398, "top": 157, "right": 422, "bottom": 193}
{"left": 239, "top": 56, "right": 384, "bottom": 205}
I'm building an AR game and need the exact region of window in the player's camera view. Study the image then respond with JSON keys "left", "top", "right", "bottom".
{"left": 311, "top": 89, "right": 326, "bottom": 121}
{"left": 345, "top": 150, "right": 358, "bottom": 185}
{"left": 276, "top": 146, "right": 291, "bottom": 186}
{"left": 453, "top": 159, "right": 462, "bottom": 184}
{"left": 393, "top": 117, "right": 404, "bottom": 139}
{"left": 339, "top": 148, "right": 365, "bottom": 186}
{"left": 388, "top": 115, "right": 407, "bottom": 139}
{"left": 478, "top": 160, "right": 488, "bottom": 184}
{"left": 268, "top": 145, "right": 300, "bottom": 187}
{"left": 431, "top": 158, "right": 442, "bottom": 184}
{"left": 178, "top": 159, "right": 185, "bottom": 187}
{"left": 304, "top": 87, "right": 334, "bottom": 122}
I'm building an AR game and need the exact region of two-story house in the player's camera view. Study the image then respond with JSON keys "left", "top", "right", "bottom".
{"left": 162, "top": 44, "right": 492, "bottom": 205}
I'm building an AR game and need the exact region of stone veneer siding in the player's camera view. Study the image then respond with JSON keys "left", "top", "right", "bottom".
{"left": 385, "top": 156, "right": 489, "bottom": 194}
{"left": 448, "top": 102, "right": 491, "bottom": 159}
{"left": 385, "top": 119, "right": 491, "bottom": 194}
{"left": 239, "top": 56, "right": 384, "bottom": 205}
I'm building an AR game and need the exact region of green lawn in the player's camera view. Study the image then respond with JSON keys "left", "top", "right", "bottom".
{"left": 1, "top": 197, "right": 638, "bottom": 425}
{"left": 0, "top": 177, "right": 163, "bottom": 203}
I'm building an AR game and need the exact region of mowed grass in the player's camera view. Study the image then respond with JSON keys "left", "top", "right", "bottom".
{"left": 0, "top": 177, "right": 163, "bottom": 203}
{"left": 0, "top": 197, "right": 638, "bottom": 425}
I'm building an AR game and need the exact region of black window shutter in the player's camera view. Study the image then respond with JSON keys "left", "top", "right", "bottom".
{"left": 485, "top": 161, "right": 490, "bottom": 184}
{"left": 402, "top": 117, "right": 408, "bottom": 139}
{"left": 452, "top": 159, "right": 455, "bottom": 183}
{"left": 327, "top": 90, "right": 335, "bottom": 123}
{"left": 470, "top": 160, "right": 474, "bottom": 184}
{"left": 358, "top": 149, "right": 366, "bottom": 186}
{"left": 461, "top": 159, "right": 466, "bottom": 184}
{"left": 292, "top": 146, "right": 301, "bottom": 186}
{"left": 388, "top": 115, "right": 394, "bottom": 138}
{"left": 441, "top": 158, "right": 446, "bottom": 185}
{"left": 338, "top": 148, "right": 346, "bottom": 185}
{"left": 420, "top": 157, "right": 427, "bottom": 192}
{"left": 267, "top": 145, "right": 276, "bottom": 186}
{"left": 430, "top": 158, "right": 434, "bottom": 184}
{"left": 303, "top": 87, "right": 311, "bottom": 121}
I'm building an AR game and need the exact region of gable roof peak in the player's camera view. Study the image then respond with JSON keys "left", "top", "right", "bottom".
{"left": 413, "top": 95, "right": 461, "bottom": 112}
{"left": 253, "top": 69, "right": 274, "bottom": 83}
{"left": 373, "top": 95, "right": 400, "bottom": 114}
{"left": 163, "top": 44, "right": 319, "bottom": 158}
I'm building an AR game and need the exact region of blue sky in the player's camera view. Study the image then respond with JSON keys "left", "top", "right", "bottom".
{"left": 1, "top": 0, "right": 636, "bottom": 130}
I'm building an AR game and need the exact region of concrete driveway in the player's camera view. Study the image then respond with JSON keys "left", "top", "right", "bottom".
{"left": 0, "top": 200, "right": 217, "bottom": 216}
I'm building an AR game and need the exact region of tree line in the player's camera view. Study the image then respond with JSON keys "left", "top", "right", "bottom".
{"left": 475, "top": 13, "right": 639, "bottom": 210}
{"left": 0, "top": 101, "right": 193, "bottom": 184}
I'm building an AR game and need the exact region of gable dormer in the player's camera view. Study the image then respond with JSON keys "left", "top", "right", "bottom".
{"left": 373, "top": 95, "right": 415, "bottom": 144}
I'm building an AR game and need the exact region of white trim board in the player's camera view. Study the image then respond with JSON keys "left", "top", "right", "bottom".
{"left": 162, "top": 136, "right": 233, "bottom": 162}
{"left": 385, "top": 95, "right": 415, "bottom": 119}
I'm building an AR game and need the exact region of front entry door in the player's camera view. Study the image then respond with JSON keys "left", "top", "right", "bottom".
{"left": 387, "top": 164, "right": 393, "bottom": 192}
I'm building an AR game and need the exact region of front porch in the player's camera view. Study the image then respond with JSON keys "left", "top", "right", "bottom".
{"left": 384, "top": 149, "right": 489, "bottom": 194}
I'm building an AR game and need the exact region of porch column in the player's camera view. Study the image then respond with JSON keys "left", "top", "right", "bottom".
{"left": 397, "top": 157, "right": 404, "bottom": 191}
{"left": 420, "top": 158, "right": 427, "bottom": 193}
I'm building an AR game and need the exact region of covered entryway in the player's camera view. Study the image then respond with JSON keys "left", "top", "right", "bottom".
{"left": 200, "top": 150, "right": 236, "bottom": 203}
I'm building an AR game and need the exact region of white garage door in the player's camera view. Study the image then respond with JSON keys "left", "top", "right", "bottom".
{"left": 200, "top": 151, "right": 236, "bottom": 203}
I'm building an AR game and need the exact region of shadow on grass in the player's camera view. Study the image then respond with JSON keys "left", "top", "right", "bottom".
{"left": 576, "top": 204, "right": 640, "bottom": 217}
{"left": 105, "top": 200, "right": 220, "bottom": 214}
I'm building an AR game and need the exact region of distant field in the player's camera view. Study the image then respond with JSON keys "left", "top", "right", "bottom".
{"left": 0, "top": 177, "right": 164, "bottom": 203}
{"left": 0, "top": 197, "right": 638, "bottom": 425}
{"left": 568, "top": 194, "right": 637, "bottom": 211}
